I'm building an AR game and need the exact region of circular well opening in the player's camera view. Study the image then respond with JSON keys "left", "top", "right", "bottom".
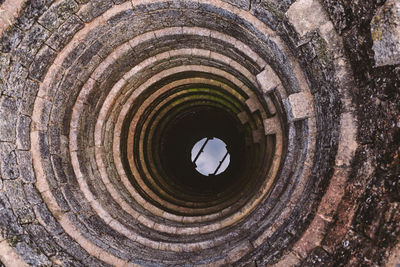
{"left": 191, "top": 137, "right": 230, "bottom": 176}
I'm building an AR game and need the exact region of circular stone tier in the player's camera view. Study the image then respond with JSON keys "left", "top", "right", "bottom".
{"left": 0, "top": 0, "right": 399, "bottom": 266}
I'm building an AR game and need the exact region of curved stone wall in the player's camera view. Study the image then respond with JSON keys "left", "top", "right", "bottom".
{"left": 0, "top": 0, "right": 398, "bottom": 266}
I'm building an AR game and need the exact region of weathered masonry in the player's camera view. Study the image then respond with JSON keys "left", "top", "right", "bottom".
{"left": 0, "top": 0, "right": 399, "bottom": 266}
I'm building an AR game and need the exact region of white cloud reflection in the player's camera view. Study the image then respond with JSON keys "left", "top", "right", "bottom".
{"left": 191, "top": 137, "right": 230, "bottom": 176}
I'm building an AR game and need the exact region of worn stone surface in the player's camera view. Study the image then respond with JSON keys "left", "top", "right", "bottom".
{"left": 23, "top": 184, "right": 42, "bottom": 205}
{"left": 320, "top": 0, "right": 349, "bottom": 34}
{"left": 0, "top": 27, "right": 23, "bottom": 53}
{"left": 286, "top": 0, "right": 328, "bottom": 37}
{"left": 38, "top": 0, "right": 79, "bottom": 31}
{"left": 0, "top": 206, "right": 23, "bottom": 239}
{"left": 320, "top": 0, "right": 400, "bottom": 266}
{"left": 16, "top": 116, "right": 31, "bottom": 150}
{"left": 3, "top": 180, "right": 35, "bottom": 224}
{"left": 12, "top": 24, "right": 50, "bottom": 66}
{"left": 14, "top": 235, "right": 52, "bottom": 266}
{"left": 0, "top": 142, "right": 19, "bottom": 180}
{"left": 256, "top": 65, "right": 281, "bottom": 93}
{"left": 0, "top": 96, "right": 18, "bottom": 142}
{"left": 26, "top": 223, "right": 59, "bottom": 256}
{"left": 15, "top": 0, "right": 53, "bottom": 31}
{"left": 29, "top": 45, "right": 57, "bottom": 81}
{"left": 33, "top": 203, "right": 63, "bottom": 235}
{"left": 18, "top": 79, "right": 39, "bottom": 117}
{"left": 5, "top": 62, "right": 27, "bottom": 98}
{"left": 15, "top": 151, "right": 35, "bottom": 183}
{"left": 46, "top": 15, "right": 84, "bottom": 51}
{"left": 287, "top": 92, "right": 314, "bottom": 120}
{"left": 0, "top": 0, "right": 398, "bottom": 266}
{"left": 371, "top": 0, "right": 400, "bottom": 66}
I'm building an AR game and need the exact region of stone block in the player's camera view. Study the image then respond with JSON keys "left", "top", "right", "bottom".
{"left": 371, "top": 0, "right": 400, "bottom": 66}
{"left": 3, "top": 179, "right": 35, "bottom": 224}
{"left": 38, "top": 132, "right": 51, "bottom": 160}
{"left": 0, "top": 53, "right": 10, "bottom": 94}
{"left": 49, "top": 93, "right": 67, "bottom": 125}
{"left": 0, "top": 96, "right": 18, "bottom": 142}
{"left": 77, "top": 54, "right": 102, "bottom": 82}
{"left": 287, "top": 92, "right": 314, "bottom": 120}
{"left": 335, "top": 112, "right": 357, "bottom": 167}
{"left": 14, "top": 237, "right": 52, "bottom": 266}
{"left": 237, "top": 111, "right": 249, "bottom": 124}
{"left": 0, "top": 142, "right": 19, "bottom": 180}
{"left": 12, "top": 24, "right": 50, "bottom": 67}
{"left": 0, "top": 26, "right": 23, "bottom": 53}
{"left": 51, "top": 155, "right": 67, "bottom": 183}
{"left": 0, "top": 192, "right": 12, "bottom": 211}
{"left": 48, "top": 124, "right": 61, "bottom": 154}
{"left": 60, "top": 187, "right": 83, "bottom": 214}
{"left": 46, "top": 15, "right": 84, "bottom": 51}
{"left": 15, "top": 0, "right": 50, "bottom": 31}
{"left": 4, "top": 180, "right": 26, "bottom": 209}
{"left": 15, "top": 151, "right": 35, "bottom": 183}
{"left": 24, "top": 184, "right": 42, "bottom": 205}
{"left": 18, "top": 79, "right": 39, "bottom": 116}
{"left": 286, "top": 0, "right": 328, "bottom": 37}
{"left": 256, "top": 65, "right": 281, "bottom": 94}
{"left": 16, "top": 206, "right": 36, "bottom": 225}
{"left": 265, "top": 95, "right": 277, "bottom": 115}
{"left": 52, "top": 188, "right": 70, "bottom": 212}
{"left": 5, "top": 62, "right": 27, "bottom": 98}
{"left": 53, "top": 233, "right": 89, "bottom": 261}
{"left": 264, "top": 116, "right": 281, "bottom": 135}
{"left": 0, "top": 208, "right": 23, "bottom": 239}
{"left": 33, "top": 203, "right": 63, "bottom": 235}
{"left": 245, "top": 95, "right": 259, "bottom": 113}
{"left": 40, "top": 158, "right": 58, "bottom": 189}
{"left": 252, "top": 129, "right": 263, "bottom": 143}
{"left": 98, "top": 21, "right": 137, "bottom": 51}
{"left": 38, "top": 0, "right": 79, "bottom": 31}
{"left": 26, "top": 223, "right": 59, "bottom": 257}
{"left": 16, "top": 116, "right": 31, "bottom": 150}
{"left": 29, "top": 45, "right": 57, "bottom": 82}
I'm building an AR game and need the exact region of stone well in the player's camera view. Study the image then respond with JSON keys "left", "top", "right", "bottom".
{"left": 0, "top": 0, "right": 399, "bottom": 266}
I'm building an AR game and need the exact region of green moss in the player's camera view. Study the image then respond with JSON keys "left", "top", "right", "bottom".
{"left": 372, "top": 29, "right": 383, "bottom": 41}
{"left": 260, "top": 2, "right": 285, "bottom": 21}
{"left": 7, "top": 235, "right": 20, "bottom": 247}
{"left": 56, "top": 3, "right": 77, "bottom": 17}
{"left": 314, "top": 35, "right": 333, "bottom": 67}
